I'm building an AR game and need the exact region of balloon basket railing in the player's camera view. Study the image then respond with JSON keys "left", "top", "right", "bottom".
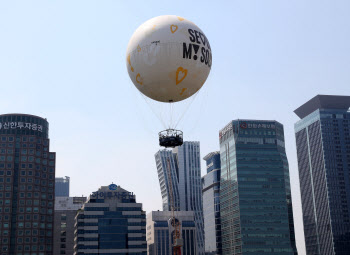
{"left": 159, "top": 129, "right": 183, "bottom": 148}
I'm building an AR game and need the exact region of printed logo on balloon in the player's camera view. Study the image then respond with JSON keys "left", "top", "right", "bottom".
{"left": 183, "top": 29, "right": 212, "bottom": 68}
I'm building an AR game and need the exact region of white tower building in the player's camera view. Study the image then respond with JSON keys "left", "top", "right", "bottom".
{"left": 155, "top": 142, "right": 205, "bottom": 255}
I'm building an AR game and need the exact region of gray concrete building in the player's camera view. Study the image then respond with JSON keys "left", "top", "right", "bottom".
{"left": 54, "top": 196, "right": 86, "bottom": 255}
{"left": 146, "top": 211, "right": 197, "bottom": 255}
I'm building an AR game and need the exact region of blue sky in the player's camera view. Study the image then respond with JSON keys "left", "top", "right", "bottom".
{"left": 1, "top": 1, "right": 350, "bottom": 254}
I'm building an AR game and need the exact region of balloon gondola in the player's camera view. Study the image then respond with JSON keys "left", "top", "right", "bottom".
{"left": 158, "top": 129, "right": 183, "bottom": 148}
{"left": 126, "top": 15, "right": 212, "bottom": 149}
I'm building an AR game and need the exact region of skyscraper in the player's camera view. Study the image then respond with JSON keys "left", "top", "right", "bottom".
{"left": 294, "top": 95, "right": 350, "bottom": 255}
{"left": 0, "top": 113, "right": 56, "bottom": 255}
{"left": 155, "top": 141, "right": 205, "bottom": 254}
{"left": 74, "top": 184, "right": 147, "bottom": 254}
{"left": 146, "top": 211, "right": 197, "bottom": 255}
{"left": 54, "top": 196, "right": 86, "bottom": 255}
{"left": 219, "top": 120, "right": 297, "bottom": 255}
{"left": 202, "top": 151, "right": 222, "bottom": 254}
{"left": 55, "top": 176, "right": 69, "bottom": 197}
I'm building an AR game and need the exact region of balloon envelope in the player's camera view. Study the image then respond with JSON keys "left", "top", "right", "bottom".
{"left": 126, "top": 15, "right": 212, "bottom": 103}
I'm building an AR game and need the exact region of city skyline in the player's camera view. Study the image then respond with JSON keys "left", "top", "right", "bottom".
{"left": 1, "top": 1, "right": 350, "bottom": 254}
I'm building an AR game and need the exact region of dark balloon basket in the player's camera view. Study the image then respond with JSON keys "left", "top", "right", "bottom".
{"left": 159, "top": 129, "right": 183, "bottom": 148}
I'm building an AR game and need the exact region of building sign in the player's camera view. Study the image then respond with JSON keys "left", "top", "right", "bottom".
{"left": 220, "top": 122, "right": 276, "bottom": 140}
{"left": 0, "top": 122, "right": 43, "bottom": 132}
{"left": 109, "top": 184, "right": 118, "bottom": 190}
{"left": 240, "top": 122, "right": 276, "bottom": 129}
{"left": 91, "top": 191, "right": 135, "bottom": 200}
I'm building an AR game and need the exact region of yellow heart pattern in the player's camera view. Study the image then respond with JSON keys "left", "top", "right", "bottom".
{"left": 127, "top": 54, "right": 134, "bottom": 72}
{"left": 137, "top": 45, "right": 141, "bottom": 52}
{"left": 177, "top": 16, "right": 185, "bottom": 21}
{"left": 136, "top": 73, "right": 143, "bottom": 85}
{"left": 176, "top": 67, "right": 187, "bottom": 85}
{"left": 180, "top": 88, "right": 187, "bottom": 95}
{"left": 170, "top": 25, "right": 178, "bottom": 34}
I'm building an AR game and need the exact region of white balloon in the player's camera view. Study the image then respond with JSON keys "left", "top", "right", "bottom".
{"left": 126, "top": 15, "right": 212, "bottom": 103}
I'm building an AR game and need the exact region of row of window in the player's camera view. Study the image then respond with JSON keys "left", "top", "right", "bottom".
{"left": 0, "top": 171, "right": 54, "bottom": 178}
{"left": 0, "top": 207, "right": 53, "bottom": 214}
{"left": 0, "top": 228, "right": 52, "bottom": 236}
{"left": 0, "top": 136, "right": 49, "bottom": 145}
{"left": 0, "top": 178, "right": 54, "bottom": 186}
{"left": 0, "top": 149, "right": 54, "bottom": 158}
{"left": 0, "top": 144, "right": 49, "bottom": 151}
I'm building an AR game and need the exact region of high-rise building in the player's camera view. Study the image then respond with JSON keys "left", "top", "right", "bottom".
{"left": 219, "top": 119, "right": 297, "bottom": 255}
{"left": 74, "top": 184, "right": 147, "bottom": 254}
{"left": 54, "top": 196, "right": 86, "bottom": 255}
{"left": 55, "top": 177, "right": 70, "bottom": 197}
{"left": 146, "top": 211, "right": 197, "bottom": 255}
{"left": 0, "top": 113, "right": 56, "bottom": 254}
{"left": 294, "top": 95, "right": 350, "bottom": 255}
{"left": 155, "top": 141, "right": 205, "bottom": 254}
{"left": 202, "top": 151, "right": 222, "bottom": 254}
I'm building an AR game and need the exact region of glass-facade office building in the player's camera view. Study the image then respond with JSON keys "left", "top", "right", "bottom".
{"left": 219, "top": 119, "right": 297, "bottom": 255}
{"left": 55, "top": 177, "right": 69, "bottom": 197}
{"left": 202, "top": 151, "right": 221, "bottom": 254}
{"left": 0, "top": 114, "right": 56, "bottom": 255}
{"left": 74, "top": 184, "right": 147, "bottom": 254}
{"left": 155, "top": 142, "right": 205, "bottom": 254}
{"left": 294, "top": 95, "right": 350, "bottom": 255}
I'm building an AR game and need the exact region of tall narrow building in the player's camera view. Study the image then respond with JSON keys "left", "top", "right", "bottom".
{"left": 0, "top": 113, "right": 56, "bottom": 255}
{"left": 55, "top": 176, "right": 70, "bottom": 197}
{"left": 202, "top": 151, "right": 222, "bottom": 255}
{"left": 294, "top": 95, "right": 350, "bottom": 255}
{"left": 219, "top": 120, "right": 297, "bottom": 255}
{"left": 155, "top": 141, "right": 205, "bottom": 254}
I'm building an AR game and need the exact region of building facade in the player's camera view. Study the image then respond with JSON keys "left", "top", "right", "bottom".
{"left": 294, "top": 95, "right": 350, "bottom": 255}
{"left": 202, "top": 151, "right": 222, "bottom": 254}
{"left": 54, "top": 196, "right": 86, "bottom": 255}
{"left": 74, "top": 184, "right": 147, "bottom": 254}
{"left": 55, "top": 177, "right": 70, "bottom": 197}
{"left": 155, "top": 141, "right": 205, "bottom": 254}
{"left": 0, "top": 113, "right": 56, "bottom": 254}
{"left": 219, "top": 119, "right": 297, "bottom": 255}
{"left": 146, "top": 211, "right": 197, "bottom": 255}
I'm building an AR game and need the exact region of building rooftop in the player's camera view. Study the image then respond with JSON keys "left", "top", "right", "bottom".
{"left": 294, "top": 95, "right": 350, "bottom": 119}
{"left": 0, "top": 113, "right": 47, "bottom": 121}
{"left": 203, "top": 151, "right": 220, "bottom": 161}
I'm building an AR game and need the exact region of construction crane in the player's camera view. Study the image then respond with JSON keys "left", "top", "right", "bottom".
{"left": 166, "top": 158, "right": 183, "bottom": 255}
